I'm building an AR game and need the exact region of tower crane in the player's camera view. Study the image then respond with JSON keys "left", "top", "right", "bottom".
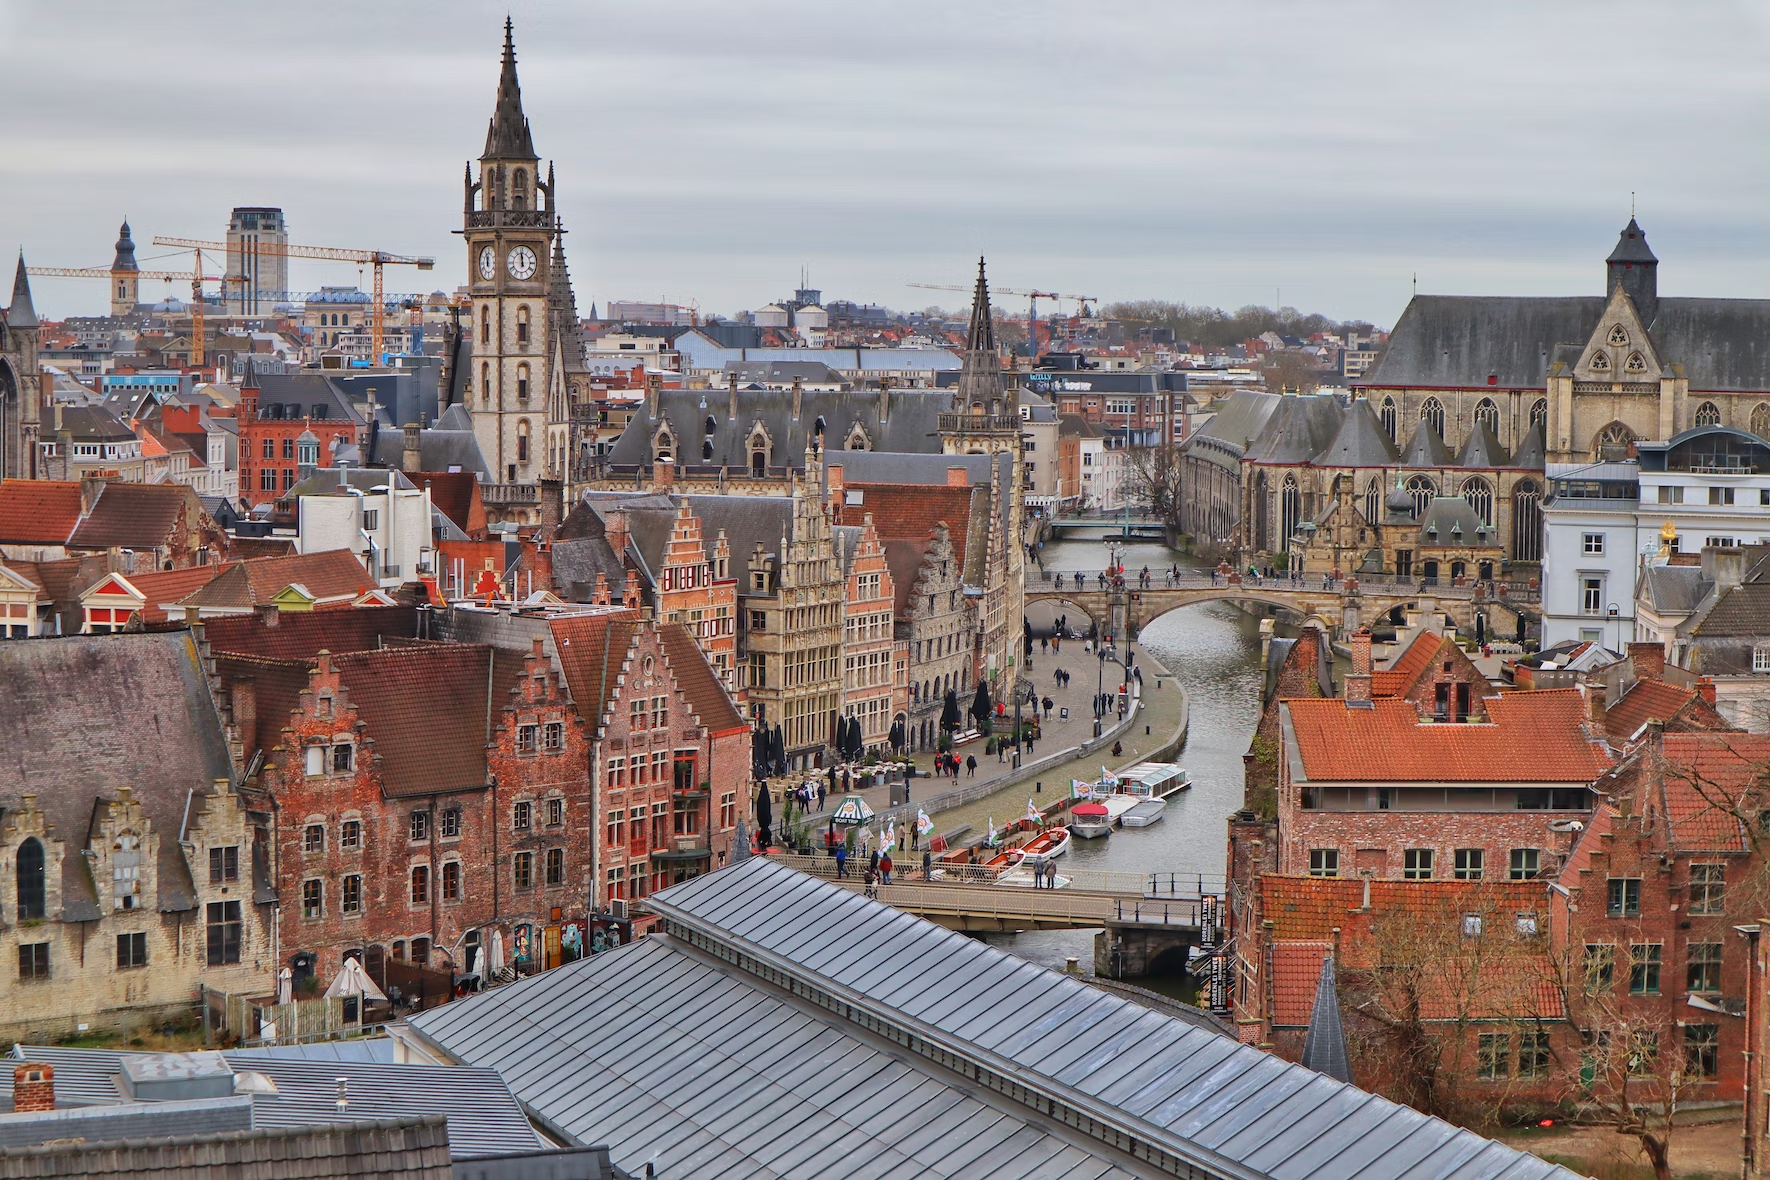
{"left": 908, "top": 281, "right": 1097, "bottom": 357}
{"left": 153, "top": 236, "right": 435, "bottom": 363}
{"left": 31, "top": 251, "right": 223, "bottom": 366}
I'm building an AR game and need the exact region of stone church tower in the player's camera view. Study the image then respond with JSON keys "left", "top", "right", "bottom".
{"left": 110, "top": 220, "right": 139, "bottom": 316}
{"left": 462, "top": 19, "right": 587, "bottom": 513}
{"left": 0, "top": 255, "right": 41, "bottom": 481}
{"left": 940, "top": 258, "right": 1026, "bottom": 684}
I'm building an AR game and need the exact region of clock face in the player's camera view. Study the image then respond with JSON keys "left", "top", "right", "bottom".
{"left": 507, "top": 245, "right": 538, "bottom": 280}
{"left": 477, "top": 246, "right": 496, "bottom": 281}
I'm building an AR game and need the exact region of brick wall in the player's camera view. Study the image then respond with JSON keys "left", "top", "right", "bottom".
{"left": 1281, "top": 808, "right": 1580, "bottom": 883}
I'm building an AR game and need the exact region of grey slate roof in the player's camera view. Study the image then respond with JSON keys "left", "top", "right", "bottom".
{"left": 828, "top": 449, "right": 1001, "bottom": 487}
{"left": 1417, "top": 497, "right": 1497, "bottom": 547}
{"left": 6, "top": 256, "right": 37, "bottom": 331}
{"left": 1361, "top": 296, "right": 1602, "bottom": 389}
{"left": 1299, "top": 956, "right": 1351, "bottom": 1085}
{"left": 605, "top": 389, "right": 951, "bottom": 473}
{"left": 1510, "top": 423, "right": 1547, "bottom": 472}
{"left": 1181, "top": 390, "right": 1283, "bottom": 472}
{"left": 0, "top": 1095, "right": 252, "bottom": 1149}
{"left": 1638, "top": 564, "right": 1713, "bottom": 615}
{"left": 1691, "top": 582, "right": 1770, "bottom": 637}
{"left": 4, "top": 1046, "right": 543, "bottom": 1160}
{"left": 1454, "top": 422, "right": 1510, "bottom": 469}
{"left": 0, "top": 633, "right": 233, "bottom": 919}
{"left": 1398, "top": 421, "right": 1451, "bottom": 467}
{"left": 367, "top": 424, "right": 491, "bottom": 478}
{"left": 1243, "top": 394, "right": 1343, "bottom": 465}
{"left": 1312, "top": 400, "right": 1396, "bottom": 467}
{"left": 54, "top": 404, "right": 135, "bottom": 442}
{"left": 408, "top": 858, "right": 1580, "bottom": 1180}
{"left": 1607, "top": 218, "right": 1658, "bottom": 264}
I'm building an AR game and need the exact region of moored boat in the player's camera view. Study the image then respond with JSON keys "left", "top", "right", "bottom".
{"left": 1068, "top": 802, "right": 1111, "bottom": 839}
{"left": 1116, "top": 762, "right": 1190, "bottom": 800}
{"left": 1121, "top": 798, "right": 1167, "bottom": 827}
{"left": 1019, "top": 826, "right": 1071, "bottom": 863}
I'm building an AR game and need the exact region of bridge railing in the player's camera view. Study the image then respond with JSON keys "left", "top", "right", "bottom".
{"left": 1028, "top": 568, "right": 1540, "bottom": 604}
{"left": 764, "top": 851, "right": 1222, "bottom": 898}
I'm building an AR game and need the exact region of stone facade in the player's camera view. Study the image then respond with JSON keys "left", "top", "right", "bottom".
{"left": 901, "top": 523, "right": 973, "bottom": 752}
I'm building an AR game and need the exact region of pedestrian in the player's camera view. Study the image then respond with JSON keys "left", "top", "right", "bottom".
{"left": 966, "top": 754, "right": 977, "bottom": 777}
{"left": 1054, "top": 669, "right": 1063, "bottom": 688}
{"left": 864, "top": 868, "right": 879, "bottom": 899}
{"left": 834, "top": 844, "right": 848, "bottom": 878}
{"left": 1052, "top": 634, "right": 1060, "bottom": 652}
{"left": 869, "top": 848, "right": 880, "bottom": 875}
{"left": 923, "top": 849, "right": 933, "bottom": 879}
{"left": 1112, "top": 740, "right": 1123, "bottom": 757}
{"left": 1041, "top": 636, "right": 1048, "bottom": 653}
{"left": 1042, "top": 696, "right": 1053, "bottom": 718}
{"left": 817, "top": 782, "right": 826, "bottom": 810}
{"left": 880, "top": 853, "right": 893, "bottom": 885}
{"left": 1135, "top": 665, "right": 1144, "bottom": 685}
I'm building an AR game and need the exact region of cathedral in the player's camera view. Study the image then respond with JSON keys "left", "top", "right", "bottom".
{"left": 461, "top": 20, "right": 592, "bottom": 522}
{"left": 0, "top": 255, "right": 41, "bottom": 482}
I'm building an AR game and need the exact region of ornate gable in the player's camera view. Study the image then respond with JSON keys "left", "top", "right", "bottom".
{"left": 1577, "top": 285, "right": 1663, "bottom": 382}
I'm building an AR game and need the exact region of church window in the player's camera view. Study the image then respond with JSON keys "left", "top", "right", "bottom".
{"left": 16, "top": 838, "right": 46, "bottom": 921}
{"left": 1695, "top": 402, "right": 1722, "bottom": 428}
{"left": 1596, "top": 422, "right": 1636, "bottom": 460}
{"left": 1608, "top": 324, "right": 1630, "bottom": 346}
{"left": 1363, "top": 479, "right": 1381, "bottom": 525}
{"left": 516, "top": 306, "right": 530, "bottom": 346}
{"left": 517, "top": 362, "right": 530, "bottom": 401}
{"left": 1513, "top": 480, "right": 1542, "bottom": 562}
{"left": 1474, "top": 398, "right": 1499, "bottom": 435}
{"left": 846, "top": 424, "right": 870, "bottom": 451}
{"left": 1590, "top": 351, "right": 1611, "bottom": 372}
{"left": 1380, "top": 397, "right": 1397, "bottom": 442}
{"left": 1406, "top": 475, "right": 1436, "bottom": 518}
{"left": 512, "top": 169, "right": 528, "bottom": 210}
{"left": 1529, "top": 398, "right": 1548, "bottom": 429}
{"left": 705, "top": 415, "right": 717, "bottom": 435}
{"left": 703, "top": 439, "right": 714, "bottom": 460}
{"left": 1279, "top": 475, "right": 1300, "bottom": 551}
{"left": 1420, "top": 397, "right": 1445, "bottom": 438}
{"left": 112, "top": 832, "right": 141, "bottom": 910}
{"left": 1625, "top": 351, "right": 1647, "bottom": 374}
{"left": 1461, "top": 476, "right": 1494, "bottom": 526}
{"left": 480, "top": 306, "right": 489, "bottom": 346}
{"left": 518, "top": 420, "right": 532, "bottom": 463}
{"left": 480, "top": 363, "right": 490, "bottom": 403}
{"left": 1751, "top": 403, "right": 1770, "bottom": 441}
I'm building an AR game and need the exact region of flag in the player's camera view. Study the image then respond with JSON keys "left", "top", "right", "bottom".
{"left": 1101, "top": 766, "right": 1120, "bottom": 788}
{"left": 987, "top": 818, "right": 997, "bottom": 847}
{"left": 881, "top": 819, "right": 896, "bottom": 853}
{"left": 916, "top": 809, "right": 933, "bottom": 836}
{"left": 1071, "top": 779, "right": 1092, "bottom": 800}
{"left": 1027, "top": 798, "right": 1041, "bottom": 825}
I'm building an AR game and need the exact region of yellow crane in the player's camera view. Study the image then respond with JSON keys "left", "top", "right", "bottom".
{"left": 31, "top": 250, "right": 223, "bottom": 365}
{"left": 153, "top": 236, "right": 434, "bottom": 363}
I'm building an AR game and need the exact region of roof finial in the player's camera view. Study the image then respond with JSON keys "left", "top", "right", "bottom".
{"left": 1631, "top": 190, "right": 1636, "bottom": 218}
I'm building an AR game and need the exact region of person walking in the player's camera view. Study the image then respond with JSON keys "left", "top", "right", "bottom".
{"left": 1042, "top": 696, "right": 1053, "bottom": 719}
{"left": 817, "top": 782, "right": 826, "bottom": 811}
{"left": 966, "top": 753, "right": 977, "bottom": 777}
{"left": 1040, "top": 635, "right": 1048, "bottom": 654}
{"left": 880, "top": 853, "right": 893, "bottom": 885}
{"left": 923, "top": 849, "right": 933, "bottom": 880}
{"left": 869, "top": 848, "right": 880, "bottom": 876}
{"left": 864, "top": 868, "right": 879, "bottom": 899}
{"left": 834, "top": 844, "right": 848, "bottom": 878}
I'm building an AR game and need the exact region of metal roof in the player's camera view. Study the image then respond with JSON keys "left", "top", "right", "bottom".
{"left": 410, "top": 858, "right": 1579, "bottom": 1180}
{"left": 5, "top": 1046, "right": 543, "bottom": 1160}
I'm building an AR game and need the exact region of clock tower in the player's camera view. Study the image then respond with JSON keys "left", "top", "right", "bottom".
{"left": 462, "top": 19, "right": 559, "bottom": 503}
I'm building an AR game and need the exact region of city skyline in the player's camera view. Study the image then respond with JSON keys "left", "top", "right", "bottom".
{"left": 3, "top": 1, "right": 1768, "bottom": 324}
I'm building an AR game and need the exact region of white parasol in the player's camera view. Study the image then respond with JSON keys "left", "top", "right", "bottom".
{"left": 323, "top": 956, "right": 388, "bottom": 1003}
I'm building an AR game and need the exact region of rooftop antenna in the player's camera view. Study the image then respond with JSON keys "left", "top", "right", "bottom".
{"left": 1412, "top": 272, "right": 1417, "bottom": 297}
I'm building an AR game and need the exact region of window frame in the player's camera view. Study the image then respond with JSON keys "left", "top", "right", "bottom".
{"left": 301, "top": 878, "right": 323, "bottom": 920}
{"left": 207, "top": 900, "right": 242, "bottom": 965}
{"left": 1628, "top": 942, "right": 1662, "bottom": 995}
{"left": 1607, "top": 876, "right": 1642, "bottom": 917}
{"left": 115, "top": 932, "right": 148, "bottom": 969}
{"left": 1689, "top": 863, "right": 1725, "bottom": 914}
{"left": 17, "top": 942, "right": 49, "bottom": 982}
{"left": 1307, "top": 848, "right": 1339, "bottom": 878}
{"left": 1403, "top": 848, "right": 1434, "bottom": 879}
{"left": 1453, "top": 847, "right": 1485, "bottom": 880}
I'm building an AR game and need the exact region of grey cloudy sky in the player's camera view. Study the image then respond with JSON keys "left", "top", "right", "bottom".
{"left": 4, "top": 1, "right": 1768, "bottom": 326}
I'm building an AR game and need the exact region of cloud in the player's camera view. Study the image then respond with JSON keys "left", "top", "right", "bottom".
{"left": 3, "top": 0, "right": 1768, "bottom": 324}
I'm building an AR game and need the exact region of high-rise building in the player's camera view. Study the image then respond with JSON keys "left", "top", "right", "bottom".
{"left": 226, "top": 206, "right": 288, "bottom": 315}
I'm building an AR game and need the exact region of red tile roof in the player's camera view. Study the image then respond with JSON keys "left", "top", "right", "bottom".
{"left": 1658, "top": 732, "right": 1770, "bottom": 852}
{"left": 1604, "top": 677, "right": 1729, "bottom": 744}
{"left": 68, "top": 483, "right": 202, "bottom": 549}
{"left": 0, "top": 480, "right": 83, "bottom": 544}
{"left": 203, "top": 605, "right": 420, "bottom": 659}
{"left": 1284, "top": 690, "right": 1611, "bottom": 782}
{"left": 417, "top": 472, "right": 482, "bottom": 536}
{"left": 658, "top": 622, "right": 745, "bottom": 734}
{"left": 179, "top": 549, "right": 374, "bottom": 611}
{"left": 551, "top": 614, "right": 640, "bottom": 732}
{"left": 126, "top": 562, "right": 235, "bottom": 624}
{"left": 1370, "top": 631, "right": 1443, "bottom": 697}
{"left": 837, "top": 484, "right": 977, "bottom": 571}
{"left": 1270, "top": 940, "right": 1332, "bottom": 1025}
{"left": 334, "top": 645, "right": 523, "bottom": 797}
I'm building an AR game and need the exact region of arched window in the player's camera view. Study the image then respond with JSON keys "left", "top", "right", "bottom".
{"left": 1590, "top": 351, "right": 1611, "bottom": 372}
{"left": 1608, "top": 324, "right": 1630, "bottom": 346}
{"left": 1529, "top": 398, "right": 1548, "bottom": 429}
{"left": 1625, "top": 351, "right": 1647, "bottom": 374}
{"left": 480, "top": 305, "right": 489, "bottom": 346}
{"left": 512, "top": 169, "right": 529, "bottom": 210}
{"left": 517, "top": 420, "right": 531, "bottom": 463}
{"left": 480, "top": 362, "right": 490, "bottom": 403}
{"left": 1695, "top": 401, "right": 1722, "bottom": 428}
{"left": 1474, "top": 398, "right": 1499, "bottom": 435}
{"left": 653, "top": 430, "right": 671, "bottom": 463}
{"left": 704, "top": 415, "right": 717, "bottom": 435}
{"left": 1596, "top": 422, "right": 1636, "bottom": 460}
{"left": 1461, "top": 476, "right": 1494, "bottom": 525}
{"left": 1363, "top": 478, "right": 1381, "bottom": 525}
{"left": 702, "top": 439, "right": 714, "bottom": 461}
{"left": 748, "top": 429, "right": 769, "bottom": 478}
{"left": 1253, "top": 472, "right": 1270, "bottom": 551}
{"left": 846, "top": 424, "right": 869, "bottom": 451}
{"left": 1280, "top": 475, "right": 1300, "bottom": 551}
{"left": 516, "top": 306, "right": 530, "bottom": 346}
{"left": 1512, "top": 479, "right": 1542, "bottom": 562}
{"left": 16, "top": 837, "right": 45, "bottom": 921}
{"left": 1380, "top": 396, "right": 1397, "bottom": 442}
{"left": 1406, "top": 475, "right": 1436, "bottom": 519}
{"left": 516, "top": 362, "right": 530, "bottom": 401}
{"left": 1751, "top": 403, "right": 1770, "bottom": 441}
{"left": 1420, "top": 397, "right": 1444, "bottom": 438}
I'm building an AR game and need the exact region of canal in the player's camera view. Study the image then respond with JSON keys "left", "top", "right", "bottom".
{"left": 988, "top": 534, "right": 1297, "bottom": 988}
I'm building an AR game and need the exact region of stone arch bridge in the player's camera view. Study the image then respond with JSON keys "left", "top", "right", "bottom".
{"left": 1027, "top": 571, "right": 1539, "bottom": 643}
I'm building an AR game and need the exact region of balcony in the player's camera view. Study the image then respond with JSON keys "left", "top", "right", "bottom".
{"left": 651, "top": 837, "right": 710, "bottom": 862}
{"left": 939, "top": 413, "right": 1023, "bottom": 433}
{"left": 481, "top": 483, "right": 539, "bottom": 505}
{"left": 466, "top": 210, "right": 553, "bottom": 229}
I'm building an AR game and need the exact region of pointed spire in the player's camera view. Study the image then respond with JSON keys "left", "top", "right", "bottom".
{"left": 954, "top": 255, "right": 1004, "bottom": 409}
{"left": 1300, "top": 954, "right": 1352, "bottom": 1083}
{"left": 112, "top": 221, "right": 138, "bottom": 273}
{"left": 7, "top": 252, "right": 38, "bottom": 330}
{"left": 483, "top": 17, "right": 536, "bottom": 160}
{"left": 965, "top": 255, "right": 997, "bottom": 354}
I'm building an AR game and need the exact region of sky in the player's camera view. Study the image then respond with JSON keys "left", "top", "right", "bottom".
{"left": 3, "top": 1, "right": 1769, "bottom": 327}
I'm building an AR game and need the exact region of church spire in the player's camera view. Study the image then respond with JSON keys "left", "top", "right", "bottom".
{"left": 112, "top": 220, "right": 138, "bottom": 274}
{"left": 483, "top": 17, "right": 536, "bottom": 160}
{"left": 954, "top": 255, "right": 1003, "bottom": 409}
{"left": 7, "top": 252, "right": 38, "bottom": 329}
{"left": 965, "top": 255, "right": 997, "bottom": 354}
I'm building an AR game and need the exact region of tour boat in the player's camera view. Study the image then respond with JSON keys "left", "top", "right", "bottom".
{"left": 980, "top": 847, "right": 1025, "bottom": 872}
{"left": 1100, "top": 793, "right": 1142, "bottom": 824}
{"left": 1018, "top": 826, "right": 1071, "bottom": 864}
{"left": 1068, "top": 802, "right": 1111, "bottom": 839}
{"left": 1120, "top": 798, "right": 1167, "bottom": 828}
{"left": 1116, "top": 762, "right": 1191, "bottom": 800}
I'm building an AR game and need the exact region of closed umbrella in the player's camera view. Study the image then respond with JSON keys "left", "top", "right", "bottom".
{"left": 324, "top": 956, "right": 389, "bottom": 1003}
{"left": 940, "top": 690, "right": 962, "bottom": 735}
{"left": 755, "top": 785, "right": 774, "bottom": 849}
{"left": 971, "top": 681, "right": 993, "bottom": 729}
{"left": 489, "top": 930, "right": 505, "bottom": 975}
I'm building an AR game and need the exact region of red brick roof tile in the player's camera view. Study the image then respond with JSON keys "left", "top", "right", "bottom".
{"left": 1605, "top": 677, "right": 1729, "bottom": 744}
{"left": 1270, "top": 940, "right": 1332, "bottom": 1024}
{"left": 203, "top": 605, "right": 420, "bottom": 659}
{"left": 837, "top": 484, "right": 976, "bottom": 570}
{"left": 417, "top": 472, "right": 482, "bottom": 536}
{"left": 67, "top": 482, "right": 201, "bottom": 549}
{"left": 126, "top": 562, "right": 235, "bottom": 624}
{"left": 334, "top": 645, "right": 522, "bottom": 797}
{"left": 0, "top": 480, "right": 82, "bottom": 544}
{"left": 1284, "top": 690, "right": 1611, "bottom": 782}
{"left": 551, "top": 614, "right": 640, "bottom": 731}
{"left": 1369, "top": 631, "right": 1443, "bottom": 697}
{"left": 1659, "top": 731, "right": 1770, "bottom": 852}
{"left": 656, "top": 623, "right": 744, "bottom": 735}
{"left": 179, "top": 549, "right": 374, "bottom": 611}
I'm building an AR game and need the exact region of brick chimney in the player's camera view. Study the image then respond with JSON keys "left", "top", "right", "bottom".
{"left": 604, "top": 507, "right": 628, "bottom": 558}
{"left": 727, "top": 372, "right": 739, "bottom": 421}
{"left": 1345, "top": 671, "right": 1372, "bottom": 704}
{"left": 791, "top": 374, "right": 803, "bottom": 422}
{"left": 1585, "top": 682, "right": 1608, "bottom": 727}
{"left": 654, "top": 458, "right": 675, "bottom": 490}
{"left": 538, "top": 477, "right": 563, "bottom": 543}
{"left": 80, "top": 475, "right": 109, "bottom": 516}
{"left": 13, "top": 1063, "right": 53, "bottom": 1113}
{"left": 231, "top": 678, "right": 257, "bottom": 760}
{"left": 878, "top": 375, "right": 892, "bottom": 424}
{"left": 401, "top": 423, "right": 422, "bottom": 473}
{"left": 1697, "top": 677, "right": 1717, "bottom": 704}
{"left": 646, "top": 372, "right": 661, "bottom": 417}
{"left": 1351, "top": 629, "right": 1372, "bottom": 676}
{"left": 946, "top": 465, "right": 969, "bottom": 488}
{"left": 827, "top": 463, "right": 845, "bottom": 504}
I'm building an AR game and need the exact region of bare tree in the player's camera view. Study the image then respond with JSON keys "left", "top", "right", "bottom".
{"left": 1261, "top": 351, "right": 1322, "bottom": 396}
{"left": 1122, "top": 444, "right": 1181, "bottom": 534}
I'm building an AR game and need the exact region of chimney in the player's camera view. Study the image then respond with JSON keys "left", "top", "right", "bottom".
{"left": 1697, "top": 677, "right": 1717, "bottom": 704}
{"left": 538, "top": 477, "right": 563, "bottom": 543}
{"left": 1702, "top": 545, "right": 1746, "bottom": 593}
{"left": 1350, "top": 629, "right": 1372, "bottom": 676}
{"left": 827, "top": 463, "right": 844, "bottom": 504}
{"left": 80, "top": 475, "right": 108, "bottom": 516}
{"left": 646, "top": 372, "right": 661, "bottom": 417}
{"left": 13, "top": 1064, "right": 53, "bottom": 1113}
{"left": 604, "top": 506, "right": 628, "bottom": 557}
{"left": 254, "top": 602, "right": 280, "bottom": 629}
{"left": 728, "top": 372, "right": 739, "bottom": 421}
{"left": 231, "top": 677, "right": 257, "bottom": 758}
{"left": 946, "top": 465, "right": 969, "bottom": 488}
{"left": 791, "top": 374, "right": 803, "bottom": 422}
{"left": 401, "top": 422, "right": 421, "bottom": 473}
{"left": 654, "top": 458, "right": 675, "bottom": 490}
{"left": 1345, "top": 671, "right": 1372, "bottom": 704}
{"left": 1585, "top": 681, "right": 1608, "bottom": 727}
{"left": 623, "top": 568, "right": 641, "bottom": 609}
{"left": 878, "top": 375, "right": 892, "bottom": 424}
{"left": 523, "top": 536, "right": 553, "bottom": 599}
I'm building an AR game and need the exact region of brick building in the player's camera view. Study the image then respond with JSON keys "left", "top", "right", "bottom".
{"left": 0, "top": 633, "right": 273, "bottom": 1039}
{"left": 0, "top": 477, "right": 225, "bottom": 569}
{"left": 237, "top": 367, "right": 363, "bottom": 506}
{"left": 839, "top": 512, "right": 897, "bottom": 749}
{"left": 651, "top": 500, "right": 737, "bottom": 694}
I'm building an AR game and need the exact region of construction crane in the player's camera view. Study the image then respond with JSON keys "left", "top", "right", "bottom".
{"left": 153, "top": 236, "right": 434, "bottom": 363}
{"left": 32, "top": 251, "right": 222, "bottom": 366}
{"left": 908, "top": 282, "right": 1097, "bottom": 357}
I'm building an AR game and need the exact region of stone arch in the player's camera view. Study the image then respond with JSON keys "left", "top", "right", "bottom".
{"left": 1595, "top": 421, "right": 1636, "bottom": 460}
{"left": 1380, "top": 396, "right": 1397, "bottom": 442}
{"left": 1253, "top": 472, "right": 1270, "bottom": 551}
{"left": 1590, "top": 351, "right": 1611, "bottom": 373}
{"left": 1460, "top": 476, "right": 1494, "bottom": 525}
{"left": 845, "top": 422, "right": 871, "bottom": 451}
{"left": 1405, "top": 474, "right": 1435, "bottom": 518}
{"left": 1529, "top": 398, "right": 1548, "bottom": 429}
{"left": 1363, "top": 477, "right": 1381, "bottom": 525}
{"left": 1624, "top": 351, "right": 1647, "bottom": 374}
{"left": 16, "top": 836, "right": 45, "bottom": 921}
{"left": 1752, "top": 403, "right": 1770, "bottom": 442}
{"left": 650, "top": 420, "right": 672, "bottom": 464}
{"left": 1280, "top": 475, "right": 1300, "bottom": 552}
{"left": 1474, "top": 397, "right": 1499, "bottom": 435}
{"left": 1694, "top": 401, "right": 1722, "bottom": 428}
{"left": 0, "top": 357, "right": 18, "bottom": 480}
{"left": 747, "top": 423, "right": 771, "bottom": 477}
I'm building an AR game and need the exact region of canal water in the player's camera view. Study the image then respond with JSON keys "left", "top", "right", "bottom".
{"left": 991, "top": 535, "right": 1293, "bottom": 989}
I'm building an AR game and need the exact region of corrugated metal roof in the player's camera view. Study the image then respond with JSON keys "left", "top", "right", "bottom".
{"left": 4, "top": 1046, "right": 542, "bottom": 1160}
{"left": 411, "top": 859, "right": 1580, "bottom": 1180}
